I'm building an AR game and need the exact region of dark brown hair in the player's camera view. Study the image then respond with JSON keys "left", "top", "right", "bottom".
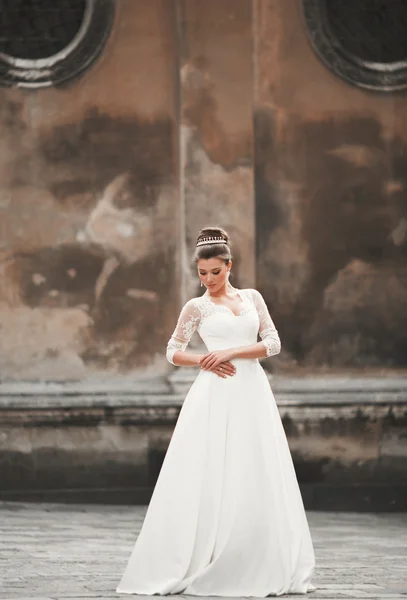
{"left": 194, "top": 226, "right": 232, "bottom": 264}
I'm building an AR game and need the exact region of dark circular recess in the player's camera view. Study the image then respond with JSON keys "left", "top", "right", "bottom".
{"left": 302, "top": 0, "right": 407, "bottom": 92}
{"left": 0, "top": 0, "right": 87, "bottom": 60}
{"left": 0, "top": 0, "right": 115, "bottom": 88}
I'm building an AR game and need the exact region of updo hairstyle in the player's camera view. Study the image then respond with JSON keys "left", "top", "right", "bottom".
{"left": 194, "top": 226, "right": 232, "bottom": 264}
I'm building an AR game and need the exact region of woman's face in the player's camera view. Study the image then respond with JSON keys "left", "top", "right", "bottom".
{"left": 197, "top": 258, "right": 231, "bottom": 293}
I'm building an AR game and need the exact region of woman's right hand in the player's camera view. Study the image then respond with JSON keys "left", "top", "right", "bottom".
{"left": 204, "top": 360, "right": 236, "bottom": 379}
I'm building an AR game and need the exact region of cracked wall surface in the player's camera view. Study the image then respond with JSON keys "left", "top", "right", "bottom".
{"left": 1, "top": 0, "right": 407, "bottom": 382}
{"left": 0, "top": 0, "right": 179, "bottom": 381}
{"left": 254, "top": 0, "right": 407, "bottom": 371}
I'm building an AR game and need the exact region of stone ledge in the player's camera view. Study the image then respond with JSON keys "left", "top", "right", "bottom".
{"left": 1, "top": 373, "right": 406, "bottom": 508}
{"left": 0, "top": 398, "right": 406, "bottom": 426}
{"left": 0, "top": 373, "right": 406, "bottom": 409}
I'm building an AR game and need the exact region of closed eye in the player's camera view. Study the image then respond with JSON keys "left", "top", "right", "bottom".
{"left": 199, "top": 270, "right": 221, "bottom": 275}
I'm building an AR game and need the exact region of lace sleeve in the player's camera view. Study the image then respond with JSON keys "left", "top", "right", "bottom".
{"left": 250, "top": 289, "right": 281, "bottom": 357}
{"left": 166, "top": 299, "right": 201, "bottom": 365}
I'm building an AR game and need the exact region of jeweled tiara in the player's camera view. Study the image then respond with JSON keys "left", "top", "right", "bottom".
{"left": 196, "top": 236, "right": 228, "bottom": 247}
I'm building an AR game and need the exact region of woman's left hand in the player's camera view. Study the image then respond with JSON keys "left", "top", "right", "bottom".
{"left": 200, "top": 349, "right": 236, "bottom": 371}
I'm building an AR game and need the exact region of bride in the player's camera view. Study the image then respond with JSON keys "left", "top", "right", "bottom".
{"left": 117, "top": 226, "right": 315, "bottom": 597}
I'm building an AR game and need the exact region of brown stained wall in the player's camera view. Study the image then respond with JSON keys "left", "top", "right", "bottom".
{"left": 2, "top": 0, "right": 407, "bottom": 382}
{"left": 254, "top": 0, "right": 407, "bottom": 370}
{"left": 178, "top": 0, "right": 255, "bottom": 299}
{"left": 0, "top": 0, "right": 180, "bottom": 381}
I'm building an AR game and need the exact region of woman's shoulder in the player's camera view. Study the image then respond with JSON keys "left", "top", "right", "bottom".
{"left": 181, "top": 295, "right": 206, "bottom": 313}
{"left": 239, "top": 287, "right": 262, "bottom": 300}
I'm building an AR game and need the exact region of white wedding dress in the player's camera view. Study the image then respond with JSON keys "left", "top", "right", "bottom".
{"left": 117, "top": 288, "right": 315, "bottom": 597}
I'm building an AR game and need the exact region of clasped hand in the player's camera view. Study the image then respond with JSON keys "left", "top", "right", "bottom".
{"left": 199, "top": 349, "right": 236, "bottom": 379}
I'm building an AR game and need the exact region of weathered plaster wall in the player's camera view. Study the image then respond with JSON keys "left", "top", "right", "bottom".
{"left": 178, "top": 0, "right": 255, "bottom": 301}
{"left": 0, "top": 1, "right": 406, "bottom": 501}
{"left": 1, "top": 0, "right": 407, "bottom": 382}
{"left": 0, "top": 0, "right": 179, "bottom": 381}
{"left": 254, "top": 0, "right": 407, "bottom": 370}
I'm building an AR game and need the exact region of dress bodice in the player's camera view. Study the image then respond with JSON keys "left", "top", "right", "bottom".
{"left": 166, "top": 288, "right": 281, "bottom": 364}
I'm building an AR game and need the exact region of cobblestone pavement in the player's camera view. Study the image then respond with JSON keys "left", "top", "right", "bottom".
{"left": 0, "top": 503, "right": 406, "bottom": 600}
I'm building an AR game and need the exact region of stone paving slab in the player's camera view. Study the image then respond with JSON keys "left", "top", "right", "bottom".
{"left": 0, "top": 503, "right": 406, "bottom": 600}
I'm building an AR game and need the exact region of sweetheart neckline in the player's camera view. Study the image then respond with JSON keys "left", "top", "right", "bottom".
{"left": 202, "top": 290, "right": 251, "bottom": 318}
